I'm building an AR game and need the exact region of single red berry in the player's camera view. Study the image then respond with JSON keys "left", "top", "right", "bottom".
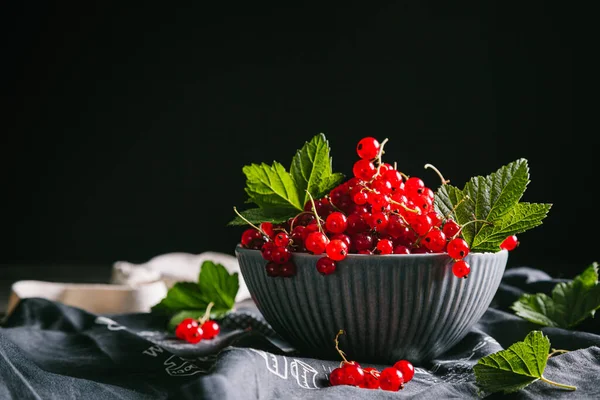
{"left": 260, "top": 241, "right": 276, "bottom": 261}
{"left": 447, "top": 237, "right": 470, "bottom": 259}
{"left": 361, "top": 367, "right": 381, "bottom": 389}
{"left": 185, "top": 326, "right": 204, "bottom": 344}
{"left": 330, "top": 233, "right": 351, "bottom": 249}
{"left": 452, "top": 260, "right": 471, "bottom": 278}
{"left": 393, "top": 244, "right": 410, "bottom": 254}
{"left": 422, "top": 228, "right": 447, "bottom": 252}
{"left": 201, "top": 320, "right": 220, "bottom": 339}
{"left": 442, "top": 219, "right": 461, "bottom": 237}
{"left": 341, "top": 363, "right": 365, "bottom": 386}
{"left": 326, "top": 239, "right": 348, "bottom": 261}
{"left": 411, "top": 213, "right": 433, "bottom": 236}
{"left": 352, "top": 232, "right": 374, "bottom": 252}
{"left": 353, "top": 159, "right": 377, "bottom": 181}
{"left": 329, "top": 367, "right": 346, "bottom": 386}
{"left": 305, "top": 231, "right": 329, "bottom": 255}
{"left": 352, "top": 190, "right": 369, "bottom": 205}
{"left": 356, "top": 136, "right": 380, "bottom": 160}
{"left": 379, "top": 367, "right": 404, "bottom": 391}
{"left": 260, "top": 222, "right": 275, "bottom": 239}
{"left": 274, "top": 232, "right": 291, "bottom": 247}
{"left": 428, "top": 211, "right": 443, "bottom": 227}
{"left": 384, "top": 169, "right": 403, "bottom": 188}
{"left": 393, "top": 360, "right": 414, "bottom": 383}
{"left": 368, "top": 211, "right": 389, "bottom": 232}
{"left": 376, "top": 238, "right": 394, "bottom": 254}
{"left": 175, "top": 318, "right": 198, "bottom": 340}
{"left": 500, "top": 235, "right": 519, "bottom": 251}
{"left": 404, "top": 176, "right": 425, "bottom": 197}
{"left": 241, "top": 228, "right": 264, "bottom": 247}
{"left": 265, "top": 261, "right": 280, "bottom": 277}
{"left": 270, "top": 246, "right": 292, "bottom": 264}
{"left": 325, "top": 212, "right": 348, "bottom": 234}
{"left": 316, "top": 257, "right": 337, "bottom": 275}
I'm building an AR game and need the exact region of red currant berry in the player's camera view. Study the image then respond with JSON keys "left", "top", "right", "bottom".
{"left": 329, "top": 367, "right": 346, "bottom": 386}
{"left": 353, "top": 190, "right": 369, "bottom": 205}
{"left": 175, "top": 318, "right": 198, "bottom": 340}
{"left": 379, "top": 367, "right": 404, "bottom": 391}
{"left": 411, "top": 214, "right": 433, "bottom": 236}
{"left": 361, "top": 367, "right": 381, "bottom": 389}
{"left": 260, "top": 222, "right": 274, "bottom": 239}
{"left": 352, "top": 232, "right": 374, "bottom": 252}
{"left": 274, "top": 232, "right": 291, "bottom": 247}
{"left": 325, "top": 212, "right": 348, "bottom": 234}
{"left": 353, "top": 159, "right": 377, "bottom": 181}
{"left": 201, "top": 320, "right": 220, "bottom": 339}
{"left": 316, "top": 257, "right": 337, "bottom": 275}
{"left": 404, "top": 176, "right": 425, "bottom": 197}
{"left": 185, "top": 326, "right": 204, "bottom": 344}
{"left": 241, "top": 228, "right": 264, "bottom": 248}
{"left": 393, "top": 360, "right": 414, "bottom": 383}
{"left": 376, "top": 238, "right": 394, "bottom": 254}
{"left": 447, "top": 237, "right": 470, "bottom": 259}
{"left": 393, "top": 244, "right": 410, "bottom": 254}
{"left": 341, "top": 363, "right": 365, "bottom": 386}
{"left": 384, "top": 169, "right": 403, "bottom": 188}
{"left": 452, "top": 260, "right": 471, "bottom": 278}
{"left": 270, "top": 246, "right": 292, "bottom": 264}
{"left": 422, "top": 228, "right": 447, "bottom": 252}
{"left": 369, "top": 211, "right": 389, "bottom": 232}
{"left": 356, "top": 137, "right": 380, "bottom": 160}
{"left": 500, "top": 235, "right": 519, "bottom": 251}
{"left": 265, "top": 261, "right": 280, "bottom": 277}
{"left": 326, "top": 239, "right": 348, "bottom": 261}
{"left": 442, "top": 219, "right": 461, "bottom": 238}
{"left": 304, "top": 231, "right": 329, "bottom": 255}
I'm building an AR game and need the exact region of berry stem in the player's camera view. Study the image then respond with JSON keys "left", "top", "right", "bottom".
{"left": 306, "top": 190, "right": 324, "bottom": 233}
{"left": 233, "top": 206, "right": 269, "bottom": 237}
{"left": 424, "top": 163, "right": 450, "bottom": 185}
{"left": 334, "top": 329, "right": 350, "bottom": 365}
{"left": 445, "top": 195, "right": 471, "bottom": 220}
{"left": 373, "top": 138, "right": 389, "bottom": 177}
{"left": 547, "top": 348, "right": 569, "bottom": 359}
{"left": 539, "top": 376, "right": 576, "bottom": 391}
{"left": 199, "top": 302, "right": 214, "bottom": 324}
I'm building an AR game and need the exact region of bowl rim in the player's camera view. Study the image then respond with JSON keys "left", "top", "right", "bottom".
{"left": 235, "top": 244, "right": 508, "bottom": 260}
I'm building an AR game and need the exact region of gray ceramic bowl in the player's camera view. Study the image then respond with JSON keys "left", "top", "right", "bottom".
{"left": 235, "top": 246, "right": 508, "bottom": 365}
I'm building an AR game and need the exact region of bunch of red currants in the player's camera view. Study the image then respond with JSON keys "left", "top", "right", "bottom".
{"left": 239, "top": 136, "right": 519, "bottom": 279}
{"left": 174, "top": 302, "right": 221, "bottom": 344}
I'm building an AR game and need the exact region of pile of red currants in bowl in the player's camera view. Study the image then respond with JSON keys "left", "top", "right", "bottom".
{"left": 239, "top": 136, "right": 518, "bottom": 279}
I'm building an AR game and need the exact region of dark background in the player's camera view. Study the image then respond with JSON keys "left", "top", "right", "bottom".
{"left": 2, "top": 2, "right": 592, "bottom": 278}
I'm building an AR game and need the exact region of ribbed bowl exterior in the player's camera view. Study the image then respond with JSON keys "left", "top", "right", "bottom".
{"left": 236, "top": 246, "right": 508, "bottom": 365}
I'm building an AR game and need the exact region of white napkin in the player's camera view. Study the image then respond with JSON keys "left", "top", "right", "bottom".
{"left": 5, "top": 251, "right": 249, "bottom": 318}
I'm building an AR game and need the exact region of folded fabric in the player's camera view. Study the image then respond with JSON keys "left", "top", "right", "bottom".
{"left": 1, "top": 267, "right": 599, "bottom": 400}
{"left": 5, "top": 251, "right": 250, "bottom": 318}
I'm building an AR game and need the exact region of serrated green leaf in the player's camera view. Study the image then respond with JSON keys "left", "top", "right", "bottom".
{"left": 471, "top": 202, "right": 552, "bottom": 252}
{"left": 227, "top": 207, "right": 296, "bottom": 226}
{"left": 150, "top": 261, "right": 239, "bottom": 332}
{"left": 511, "top": 262, "right": 600, "bottom": 328}
{"left": 474, "top": 331, "right": 552, "bottom": 394}
{"left": 290, "top": 133, "right": 345, "bottom": 206}
{"left": 434, "top": 184, "right": 476, "bottom": 242}
{"left": 243, "top": 162, "right": 303, "bottom": 211}
{"left": 465, "top": 159, "right": 530, "bottom": 248}
{"left": 150, "top": 282, "right": 209, "bottom": 313}
{"left": 197, "top": 261, "right": 239, "bottom": 311}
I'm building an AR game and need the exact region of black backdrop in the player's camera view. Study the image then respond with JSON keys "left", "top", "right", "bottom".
{"left": 2, "top": 2, "right": 592, "bottom": 278}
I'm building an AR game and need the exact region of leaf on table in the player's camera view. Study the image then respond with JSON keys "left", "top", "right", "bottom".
{"left": 150, "top": 261, "right": 239, "bottom": 331}
{"left": 511, "top": 262, "right": 600, "bottom": 328}
{"left": 473, "top": 330, "right": 575, "bottom": 394}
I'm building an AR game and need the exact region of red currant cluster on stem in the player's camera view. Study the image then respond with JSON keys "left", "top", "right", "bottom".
{"left": 174, "top": 302, "right": 221, "bottom": 344}
{"left": 329, "top": 330, "right": 414, "bottom": 391}
{"left": 238, "top": 136, "right": 519, "bottom": 279}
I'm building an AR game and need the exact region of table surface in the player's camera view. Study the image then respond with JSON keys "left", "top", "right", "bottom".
{"left": 0, "top": 264, "right": 113, "bottom": 318}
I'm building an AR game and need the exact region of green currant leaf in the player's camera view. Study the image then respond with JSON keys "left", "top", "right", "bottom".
{"left": 290, "top": 133, "right": 345, "bottom": 207}
{"left": 150, "top": 261, "right": 239, "bottom": 332}
{"left": 473, "top": 331, "right": 576, "bottom": 394}
{"left": 197, "top": 260, "right": 239, "bottom": 311}
{"left": 470, "top": 202, "right": 552, "bottom": 252}
{"left": 511, "top": 262, "right": 600, "bottom": 329}
{"left": 242, "top": 161, "right": 303, "bottom": 212}
{"left": 464, "top": 158, "right": 530, "bottom": 249}
{"left": 434, "top": 184, "right": 476, "bottom": 243}
{"left": 227, "top": 207, "right": 295, "bottom": 226}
